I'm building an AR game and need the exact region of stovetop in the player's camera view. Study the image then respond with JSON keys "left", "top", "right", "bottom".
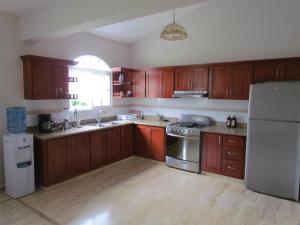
{"left": 166, "top": 122, "right": 210, "bottom": 136}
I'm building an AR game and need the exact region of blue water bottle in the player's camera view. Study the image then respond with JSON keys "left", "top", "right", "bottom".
{"left": 7, "top": 107, "right": 27, "bottom": 134}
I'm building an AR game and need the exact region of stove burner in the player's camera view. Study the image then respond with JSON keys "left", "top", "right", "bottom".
{"left": 178, "top": 122, "right": 207, "bottom": 128}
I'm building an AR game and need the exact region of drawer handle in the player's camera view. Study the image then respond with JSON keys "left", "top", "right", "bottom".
{"left": 227, "top": 151, "right": 238, "bottom": 155}
{"left": 227, "top": 166, "right": 237, "bottom": 170}
{"left": 227, "top": 139, "right": 240, "bottom": 143}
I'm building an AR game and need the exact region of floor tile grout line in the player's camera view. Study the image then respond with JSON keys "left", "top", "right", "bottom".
{"left": 17, "top": 199, "right": 61, "bottom": 225}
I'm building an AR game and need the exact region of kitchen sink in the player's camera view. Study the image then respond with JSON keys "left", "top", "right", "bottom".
{"left": 86, "top": 120, "right": 131, "bottom": 128}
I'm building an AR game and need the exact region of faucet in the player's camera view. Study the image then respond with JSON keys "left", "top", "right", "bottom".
{"left": 96, "top": 109, "right": 106, "bottom": 124}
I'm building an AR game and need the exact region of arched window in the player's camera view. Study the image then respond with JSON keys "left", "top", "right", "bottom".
{"left": 69, "top": 55, "right": 112, "bottom": 109}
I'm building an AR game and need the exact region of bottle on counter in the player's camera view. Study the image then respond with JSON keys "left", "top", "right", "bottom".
{"left": 226, "top": 115, "right": 232, "bottom": 128}
{"left": 231, "top": 115, "right": 237, "bottom": 128}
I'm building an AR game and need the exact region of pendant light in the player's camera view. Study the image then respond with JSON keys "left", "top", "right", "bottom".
{"left": 160, "top": 9, "right": 188, "bottom": 41}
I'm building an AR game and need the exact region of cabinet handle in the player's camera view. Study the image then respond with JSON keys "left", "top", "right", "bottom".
{"left": 218, "top": 136, "right": 222, "bottom": 145}
{"left": 55, "top": 88, "right": 58, "bottom": 97}
{"left": 227, "top": 166, "right": 237, "bottom": 170}
{"left": 59, "top": 88, "right": 64, "bottom": 96}
{"left": 276, "top": 68, "right": 280, "bottom": 80}
{"left": 227, "top": 151, "right": 238, "bottom": 155}
{"left": 229, "top": 88, "right": 232, "bottom": 97}
{"left": 225, "top": 89, "right": 229, "bottom": 96}
{"left": 227, "top": 139, "right": 240, "bottom": 143}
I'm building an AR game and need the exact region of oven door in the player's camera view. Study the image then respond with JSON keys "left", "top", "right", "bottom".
{"left": 166, "top": 133, "right": 201, "bottom": 173}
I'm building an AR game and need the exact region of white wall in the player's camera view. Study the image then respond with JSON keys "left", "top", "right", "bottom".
{"left": 130, "top": 0, "right": 300, "bottom": 68}
{"left": 0, "top": 11, "right": 23, "bottom": 187}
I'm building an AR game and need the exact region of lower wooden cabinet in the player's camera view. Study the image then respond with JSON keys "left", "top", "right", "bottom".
{"left": 46, "top": 137, "right": 69, "bottom": 185}
{"left": 201, "top": 132, "right": 246, "bottom": 179}
{"left": 134, "top": 125, "right": 165, "bottom": 162}
{"left": 121, "top": 124, "right": 134, "bottom": 159}
{"left": 90, "top": 130, "right": 107, "bottom": 170}
{"left": 35, "top": 124, "right": 136, "bottom": 187}
{"left": 201, "top": 133, "right": 222, "bottom": 174}
{"left": 68, "top": 134, "right": 90, "bottom": 178}
{"left": 107, "top": 127, "right": 121, "bottom": 163}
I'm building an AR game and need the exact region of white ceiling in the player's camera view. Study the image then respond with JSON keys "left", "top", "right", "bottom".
{"left": 88, "top": 3, "right": 205, "bottom": 44}
{"left": 0, "top": 0, "right": 56, "bottom": 15}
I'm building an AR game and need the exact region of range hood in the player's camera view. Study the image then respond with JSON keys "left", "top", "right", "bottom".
{"left": 172, "top": 90, "right": 208, "bottom": 98}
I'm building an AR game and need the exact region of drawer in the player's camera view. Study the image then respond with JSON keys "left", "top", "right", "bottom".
{"left": 223, "top": 135, "right": 245, "bottom": 148}
{"left": 222, "top": 146, "right": 244, "bottom": 161}
{"left": 221, "top": 159, "right": 244, "bottom": 179}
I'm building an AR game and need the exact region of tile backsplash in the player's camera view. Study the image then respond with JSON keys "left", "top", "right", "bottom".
{"left": 25, "top": 97, "right": 249, "bottom": 126}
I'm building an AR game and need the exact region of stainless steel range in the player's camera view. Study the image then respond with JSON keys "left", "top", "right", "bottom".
{"left": 166, "top": 115, "right": 211, "bottom": 173}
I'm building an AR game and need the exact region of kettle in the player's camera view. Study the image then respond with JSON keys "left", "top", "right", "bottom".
{"left": 38, "top": 114, "right": 55, "bottom": 133}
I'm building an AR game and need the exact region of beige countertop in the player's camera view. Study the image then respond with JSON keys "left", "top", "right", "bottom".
{"left": 32, "top": 119, "right": 175, "bottom": 140}
{"left": 201, "top": 125, "right": 247, "bottom": 137}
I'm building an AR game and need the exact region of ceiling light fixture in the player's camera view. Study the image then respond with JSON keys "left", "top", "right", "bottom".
{"left": 160, "top": 9, "right": 188, "bottom": 41}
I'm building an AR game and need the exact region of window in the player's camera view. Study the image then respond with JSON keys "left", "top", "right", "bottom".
{"left": 69, "top": 55, "right": 112, "bottom": 109}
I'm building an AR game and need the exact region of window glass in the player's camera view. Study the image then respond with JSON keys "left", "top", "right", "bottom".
{"left": 69, "top": 55, "right": 112, "bottom": 109}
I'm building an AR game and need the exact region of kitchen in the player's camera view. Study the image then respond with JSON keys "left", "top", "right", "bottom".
{"left": 1, "top": 0, "right": 300, "bottom": 224}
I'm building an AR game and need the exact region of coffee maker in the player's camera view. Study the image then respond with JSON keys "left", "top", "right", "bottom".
{"left": 38, "top": 114, "right": 55, "bottom": 133}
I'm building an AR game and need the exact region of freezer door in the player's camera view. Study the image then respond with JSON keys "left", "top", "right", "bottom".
{"left": 245, "top": 119, "right": 300, "bottom": 200}
{"left": 249, "top": 82, "right": 300, "bottom": 122}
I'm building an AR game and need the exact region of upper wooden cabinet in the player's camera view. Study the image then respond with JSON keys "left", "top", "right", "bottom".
{"left": 21, "top": 55, "right": 78, "bottom": 100}
{"left": 209, "top": 63, "right": 253, "bottom": 100}
{"left": 174, "top": 66, "right": 208, "bottom": 91}
{"left": 133, "top": 70, "right": 146, "bottom": 98}
{"left": 254, "top": 60, "right": 300, "bottom": 82}
{"left": 146, "top": 68, "right": 174, "bottom": 98}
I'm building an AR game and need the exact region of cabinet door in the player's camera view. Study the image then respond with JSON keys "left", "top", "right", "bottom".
{"left": 121, "top": 125, "right": 134, "bottom": 159}
{"left": 149, "top": 127, "right": 165, "bottom": 161}
{"left": 230, "top": 64, "right": 253, "bottom": 100}
{"left": 107, "top": 127, "right": 121, "bottom": 163}
{"left": 53, "top": 64, "right": 70, "bottom": 98}
{"left": 134, "top": 125, "right": 150, "bottom": 157}
{"left": 201, "top": 133, "right": 222, "bottom": 173}
{"left": 90, "top": 130, "right": 107, "bottom": 170}
{"left": 191, "top": 67, "right": 209, "bottom": 91}
{"left": 68, "top": 133, "right": 90, "bottom": 177}
{"left": 281, "top": 61, "right": 300, "bottom": 80}
{"left": 146, "top": 70, "right": 161, "bottom": 98}
{"left": 133, "top": 70, "right": 146, "bottom": 98}
{"left": 47, "top": 138, "right": 69, "bottom": 185}
{"left": 254, "top": 63, "right": 280, "bottom": 81}
{"left": 32, "top": 61, "right": 56, "bottom": 99}
{"left": 160, "top": 68, "right": 174, "bottom": 98}
{"left": 174, "top": 68, "right": 193, "bottom": 91}
{"left": 209, "top": 66, "right": 231, "bottom": 99}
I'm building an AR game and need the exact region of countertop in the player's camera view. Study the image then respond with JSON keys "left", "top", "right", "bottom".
{"left": 32, "top": 119, "right": 175, "bottom": 140}
{"left": 201, "top": 125, "right": 247, "bottom": 137}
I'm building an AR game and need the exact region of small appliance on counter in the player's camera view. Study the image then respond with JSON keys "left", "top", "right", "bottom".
{"left": 3, "top": 106, "right": 35, "bottom": 198}
{"left": 38, "top": 114, "right": 55, "bottom": 133}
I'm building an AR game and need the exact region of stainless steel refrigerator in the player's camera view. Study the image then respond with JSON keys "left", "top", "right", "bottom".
{"left": 245, "top": 81, "right": 300, "bottom": 201}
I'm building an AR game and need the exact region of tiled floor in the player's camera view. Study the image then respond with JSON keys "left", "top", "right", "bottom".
{"left": 1, "top": 157, "right": 300, "bottom": 225}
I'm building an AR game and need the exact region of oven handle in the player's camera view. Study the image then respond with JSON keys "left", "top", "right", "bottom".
{"left": 166, "top": 133, "right": 199, "bottom": 140}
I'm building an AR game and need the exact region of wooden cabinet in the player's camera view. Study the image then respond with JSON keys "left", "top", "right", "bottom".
{"left": 174, "top": 66, "right": 208, "bottom": 91}
{"left": 209, "top": 64, "right": 253, "bottom": 100}
{"left": 21, "top": 55, "right": 77, "bottom": 100}
{"left": 120, "top": 125, "right": 134, "bottom": 159}
{"left": 146, "top": 68, "right": 174, "bottom": 98}
{"left": 134, "top": 125, "right": 165, "bottom": 161}
{"left": 90, "top": 130, "right": 107, "bottom": 170}
{"left": 46, "top": 138, "right": 69, "bottom": 185}
{"left": 133, "top": 70, "right": 146, "bottom": 98}
{"left": 149, "top": 126, "right": 165, "bottom": 161}
{"left": 254, "top": 60, "right": 300, "bottom": 82}
{"left": 201, "top": 133, "right": 246, "bottom": 179}
{"left": 68, "top": 134, "right": 90, "bottom": 178}
{"left": 201, "top": 133, "right": 222, "bottom": 173}
{"left": 107, "top": 127, "right": 121, "bottom": 163}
